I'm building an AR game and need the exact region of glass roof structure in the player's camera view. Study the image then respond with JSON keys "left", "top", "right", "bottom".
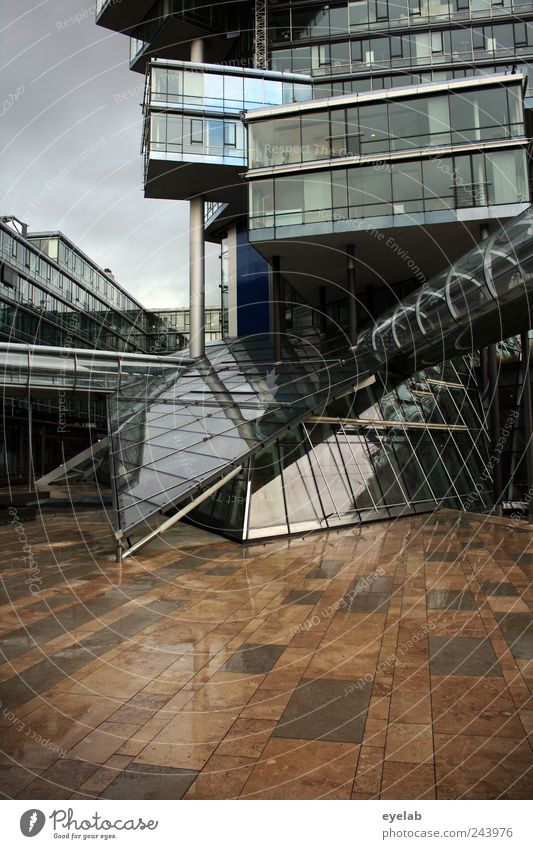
{"left": 109, "top": 204, "right": 533, "bottom": 546}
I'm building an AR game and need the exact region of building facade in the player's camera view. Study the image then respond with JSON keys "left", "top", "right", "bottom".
{"left": 0, "top": 217, "right": 181, "bottom": 485}
{"left": 25, "top": 0, "right": 528, "bottom": 549}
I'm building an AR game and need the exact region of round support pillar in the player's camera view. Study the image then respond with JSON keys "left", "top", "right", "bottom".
{"left": 189, "top": 196, "right": 205, "bottom": 359}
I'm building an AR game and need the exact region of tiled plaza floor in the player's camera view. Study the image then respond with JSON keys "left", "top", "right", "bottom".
{"left": 1, "top": 508, "right": 532, "bottom": 800}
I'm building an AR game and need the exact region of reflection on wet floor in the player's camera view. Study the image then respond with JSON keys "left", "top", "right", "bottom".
{"left": 0, "top": 508, "right": 532, "bottom": 799}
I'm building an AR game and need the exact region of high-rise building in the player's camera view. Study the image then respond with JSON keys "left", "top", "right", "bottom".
{"left": 18, "top": 0, "right": 527, "bottom": 552}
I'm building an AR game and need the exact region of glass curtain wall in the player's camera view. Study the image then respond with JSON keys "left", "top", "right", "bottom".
{"left": 248, "top": 147, "right": 528, "bottom": 229}
{"left": 248, "top": 81, "right": 524, "bottom": 168}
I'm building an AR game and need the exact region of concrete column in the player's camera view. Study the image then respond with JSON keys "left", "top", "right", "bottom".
{"left": 190, "top": 38, "right": 204, "bottom": 63}
{"left": 347, "top": 244, "right": 357, "bottom": 346}
{"left": 520, "top": 330, "right": 533, "bottom": 522}
{"left": 189, "top": 196, "right": 205, "bottom": 359}
{"left": 271, "top": 255, "right": 282, "bottom": 362}
{"left": 488, "top": 343, "right": 503, "bottom": 515}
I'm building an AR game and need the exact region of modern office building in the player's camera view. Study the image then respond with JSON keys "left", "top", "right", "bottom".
{"left": 152, "top": 305, "right": 223, "bottom": 348}
{"left": 0, "top": 217, "right": 184, "bottom": 484}
{"left": 4, "top": 1, "right": 528, "bottom": 548}
{"left": 88, "top": 1, "right": 533, "bottom": 554}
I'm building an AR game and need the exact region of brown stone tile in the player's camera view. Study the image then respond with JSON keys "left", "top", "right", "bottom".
{"left": 18, "top": 759, "right": 99, "bottom": 799}
{"left": 134, "top": 710, "right": 238, "bottom": 770}
{"left": 435, "top": 733, "right": 533, "bottom": 799}
{"left": 74, "top": 754, "right": 133, "bottom": 798}
{"left": 496, "top": 612, "right": 533, "bottom": 660}
{"left": 481, "top": 581, "right": 519, "bottom": 597}
{"left": 381, "top": 762, "right": 436, "bottom": 799}
{"left": 0, "top": 766, "right": 42, "bottom": 799}
{"left": 307, "top": 560, "right": 345, "bottom": 579}
{"left": 241, "top": 737, "right": 359, "bottom": 799}
{"left": 101, "top": 762, "right": 197, "bottom": 799}
{"left": 241, "top": 689, "right": 293, "bottom": 720}
{"left": 273, "top": 678, "right": 372, "bottom": 743}
{"left": 221, "top": 643, "right": 287, "bottom": 675}
{"left": 353, "top": 746, "right": 383, "bottom": 795}
{"left": 429, "top": 636, "right": 502, "bottom": 677}
{"left": 385, "top": 722, "right": 433, "bottom": 763}
{"left": 216, "top": 718, "right": 276, "bottom": 758}
{"left": 187, "top": 673, "right": 261, "bottom": 712}
{"left": 427, "top": 589, "right": 476, "bottom": 611}
{"left": 431, "top": 675, "right": 525, "bottom": 738}
{"left": 342, "top": 592, "right": 391, "bottom": 614}
{"left": 283, "top": 590, "right": 323, "bottom": 606}
{"left": 67, "top": 721, "right": 140, "bottom": 764}
{"left": 184, "top": 755, "right": 256, "bottom": 799}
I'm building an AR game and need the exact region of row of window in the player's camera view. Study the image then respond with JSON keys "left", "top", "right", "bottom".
{"left": 271, "top": 21, "right": 533, "bottom": 75}
{"left": 0, "top": 303, "right": 137, "bottom": 352}
{"left": 270, "top": 0, "right": 533, "bottom": 43}
{"left": 0, "top": 229, "right": 151, "bottom": 336}
{"left": 29, "top": 236, "right": 141, "bottom": 313}
{"left": 311, "top": 60, "right": 533, "bottom": 95}
{"left": 149, "top": 113, "right": 245, "bottom": 159}
{"left": 150, "top": 67, "right": 311, "bottom": 114}
{"left": 248, "top": 82, "right": 523, "bottom": 167}
{"left": 0, "top": 274, "right": 152, "bottom": 340}
{"left": 154, "top": 309, "right": 222, "bottom": 330}
{"left": 248, "top": 148, "right": 528, "bottom": 229}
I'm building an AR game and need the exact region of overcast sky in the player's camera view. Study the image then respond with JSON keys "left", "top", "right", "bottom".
{"left": 0, "top": 0, "right": 221, "bottom": 309}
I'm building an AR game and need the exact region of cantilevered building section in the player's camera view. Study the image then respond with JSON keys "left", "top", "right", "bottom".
{"left": 44, "top": 0, "right": 530, "bottom": 551}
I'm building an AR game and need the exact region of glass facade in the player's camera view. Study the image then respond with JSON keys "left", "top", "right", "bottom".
{"left": 248, "top": 80, "right": 524, "bottom": 167}
{"left": 144, "top": 60, "right": 312, "bottom": 175}
{"left": 249, "top": 147, "right": 528, "bottom": 229}
{"left": 270, "top": 3, "right": 533, "bottom": 77}
{"left": 0, "top": 222, "right": 176, "bottom": 352}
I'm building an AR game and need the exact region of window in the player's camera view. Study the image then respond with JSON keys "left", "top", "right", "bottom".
{"left": 349, "top": 1, "right": 368, "bottom": 28}
{"left": 359, "top": 102, "right": 389, "bottom": 153}
{"left": 275, "top": 175, "right": 304, "bottom": 226}
{"left": 451, "top": 28, "right": 472, "bottom": 55}
{"left": 472, "top": 28, "right": 485, "bottom": 50}
{"left": 249, "top": 180, "right": 274, "bottom": 228}
{"left": 331, "top": 41, "right": 350, "bottom": 68}
{"left": 224, "top": 122, "right": 236, "bottom": 147}
{"left": 391, "top": 160, "right": 424, "bottom": 212}
{"left": 303, "top": 172, "right": 332, "bottom": 223}
{"left": 190, "top": 119, "right": 203, "bottom": 144}
{"left": 301, "top": 113, "right": 331, "bottom": 161}
{"left": 514, "top": 22, "right": 527, "bottom": 47}
{"left": 391, "top": 37, "right": 403, "bottom": 58}
{"left": 423, "top": 158, "right": 454, "bottom": 209}
{"left": 431, "top": 31, "right": 443, "bottom": 53}
{"left": 376, "top": 0, "right": 389, "bottom": 20}
{"left": 151, "top": 114, "right": 166, "bottom": 150}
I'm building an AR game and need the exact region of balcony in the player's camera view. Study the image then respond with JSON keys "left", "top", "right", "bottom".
{"left": 142, "top": 59, "right": 312, "bottom": 202}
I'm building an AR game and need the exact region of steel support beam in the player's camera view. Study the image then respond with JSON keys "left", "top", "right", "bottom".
{"left": 520, "top": 330, "right": 533, "bottom": 522}
{"left": 487, "top": 343, "right": 503, "bottom": 515}
{"left": 271, "top": 255, "right": 282, "bottom": 362}
{"left": 347, "top": 244, "right": 357, "bottom": 346}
